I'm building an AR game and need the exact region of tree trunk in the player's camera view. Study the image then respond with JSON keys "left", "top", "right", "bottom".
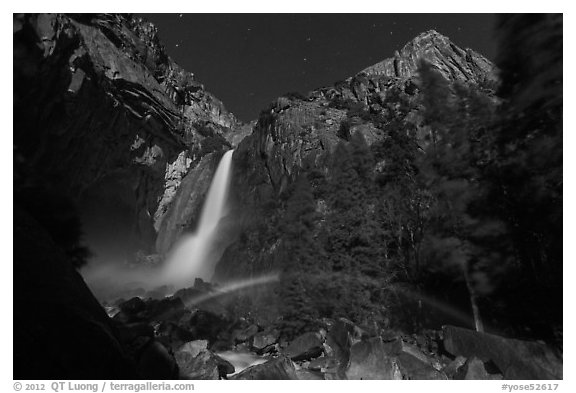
{"left": 463, "top": 265, "right": 484, "bottom": 332}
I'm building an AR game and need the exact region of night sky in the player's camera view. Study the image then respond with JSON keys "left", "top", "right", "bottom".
{"left": 141, "top": 14, "right": 497, "bottom": 122}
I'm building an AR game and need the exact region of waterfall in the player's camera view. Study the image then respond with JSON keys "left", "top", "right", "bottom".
{"left": 162, "top": 149, "right": 234, "bottom": 289}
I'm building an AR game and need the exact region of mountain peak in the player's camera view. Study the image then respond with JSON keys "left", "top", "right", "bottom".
{"left": 360, "top": 30, "right": 495, "bottom": 84}
{"left": 414, "top": 29, "right": 449, "bottom": 40}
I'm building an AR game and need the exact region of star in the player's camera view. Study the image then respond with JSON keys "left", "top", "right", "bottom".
{"left": 306, "top": 37, "right": 311, "bottom": 42}
{"left": 175, "top": 43, "right": 180, "bottom": 47}
{"left": 178, "top": 14, "right": 183, "bottom": 18}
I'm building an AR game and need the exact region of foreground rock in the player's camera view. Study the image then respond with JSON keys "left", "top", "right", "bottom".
{"left": 454, "top": 357, "right": 503, "bottom": 380}
{"left": 252, "top": 330, "right": 279, "bottom": 353}
{"left": 382, "top": 338, "right": 446, "bottom": 380}
{"left": 346, "top": 337, "right": 403, "bottom": 380}
{"left": 443, "top": 326, "right": 562, "bottom": 380}
{"left": 284, "top": 332, "right": 324, "bottom": 361}
{"left": 175, "top": 340, "right": 235, "bottom": 379}
{"left": 231, "top": 356, "right": 298, "bottom": 380}
{"left": 13, "top": 208, "right": 141, "bottom": 378}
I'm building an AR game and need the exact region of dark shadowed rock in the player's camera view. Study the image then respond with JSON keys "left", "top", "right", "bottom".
{"left": 443, "top": 326, "right": 562, "bottom": 380}
{"left": 118, "top": 297, "right": 146, "bottom": 315}
{"left": 145, "top": 297, "right": 186, "bottom": 321}
{"left": 346, "top": 337, "right": 403, "bottom": 380}
{"left": 137, "top": 339, "right": 179, "bottom": 379}
{"left": 156, "top": 321, "right": 195, "bottom": 351}
{"left": 13, "top": 207, "right": 140, "bottom": 379}
{"left": 284, "top": 332, "right": 324, "bottom": 361}
{"left": 188, "top": 309, "right": 233, "bottom": 345}
{"left": 116, "top": 322, "right": 155, "bottom": 344}
{"left": 231, "top": 356, "right": 298, "bottom": 380}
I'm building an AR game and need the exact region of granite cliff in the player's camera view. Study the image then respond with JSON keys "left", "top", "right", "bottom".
{"left": 14, "top": 13, "right": 241, "bottom": 260}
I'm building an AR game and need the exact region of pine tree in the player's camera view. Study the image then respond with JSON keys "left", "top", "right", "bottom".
{"left": 317, "top": 136, "right": 390, "bottom": 324}
{"left": 277, "top": 174, "right": 321, "bottom": 338}
{"left": 481, "top": 14, "right": 563, "bottom": 339}
{"left": 414, "top": 60, "right": 502, "bottom": 332}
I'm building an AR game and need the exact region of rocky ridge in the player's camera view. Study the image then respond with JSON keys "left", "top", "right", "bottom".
{"left": 361, "top": 29, "right": 495, "bottom": 84}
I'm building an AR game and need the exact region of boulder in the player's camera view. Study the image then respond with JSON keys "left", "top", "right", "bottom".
{"left": 379, "top": 338, "right": 446, "bottom": 379}
{"left": 188, "top": 309, "right": 233, "bottom": 345}
{"left": 145, "top": 297, "right": 186, "bottom": 322}
{"left": 296, "top": 369, "right": 325, "bottom": 380}
{"left": 214, "top": 350, "right": 268, "bottom": 374}
{"left": 252, "top": 330, "right": 279, "bottom": 353}
{"left": 284, "top": 332, "right": 324, "bottom": 361}
{"left": 308, "top": 356, "right": 339, "bottom": 372}
{"left": 137, "top": 339, "right": 179, "bottom": 379}
{"left": 453, "top": 357, "right": 502, "bottom": 380}
{"left": 231, "top": 355, "right": 298, "bottom": 380}
{"left": 175, "top": 340, "right": 235, "bottom": 379}
{"left": 156, "top": 322, "right": 195, "bottom": 350}
{"left": 442, "top": 355, "right": 467, "bottom": 379}
{"left": 325, "top": 318, "right": 356, "bottom": 367}
{"left": 119, "top": 297, "right": 146, "bottom": 315}
{"left": 346, "top": 337, "right": 403, "bottom": 380}
{"left": 396, "top": 352, "right": 447, "bottom": 380}
{"left": 233, "top": 324, "right": 259, "bottom": 343}
{"left": 443, "top": 325, "right": 562, "bottom": 380}
{"left": 179, "top": 340, "right": 209, "bottom": 357}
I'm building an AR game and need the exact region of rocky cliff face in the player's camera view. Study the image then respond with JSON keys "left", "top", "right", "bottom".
{"left": 232, "top": 30, "right": 495, "bottom": 196}
{"left": 361, "top": 30, "right": 494, "bottom": 83}
{"left": 14, "top": 13, "right": 242, "bottom": 258}
{"left": 214, "top": 30, "right": 497, "bottom": 282}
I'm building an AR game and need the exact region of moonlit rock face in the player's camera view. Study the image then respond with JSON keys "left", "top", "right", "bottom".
{"left": 162, "top": 150, "right": 234, "bottom": 288}
{"left": 216, "top": 351, "right": 267, "bottom": 375}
